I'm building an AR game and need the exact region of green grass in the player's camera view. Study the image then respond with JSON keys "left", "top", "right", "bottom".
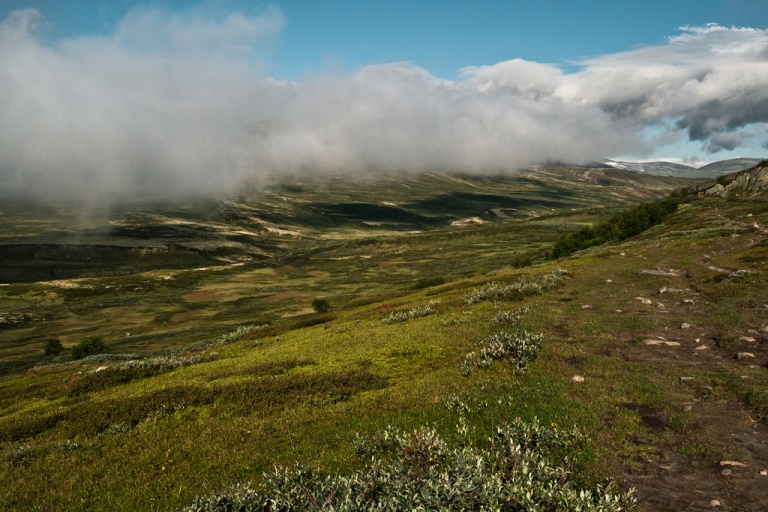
{"left": 1, "top": 170, "right": 767, "bottom": 509}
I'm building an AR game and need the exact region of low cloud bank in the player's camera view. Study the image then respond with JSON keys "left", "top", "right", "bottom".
{"left": 1, "top": 8, "right": 767, "bottom": 204}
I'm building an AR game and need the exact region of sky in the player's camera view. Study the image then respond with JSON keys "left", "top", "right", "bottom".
{"left": 2, "top": 1, "right": 768, "bottom": 203}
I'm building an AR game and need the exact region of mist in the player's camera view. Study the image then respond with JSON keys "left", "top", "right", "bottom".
{"left": 2, "top": 7, "right": 767, "bottom": 205}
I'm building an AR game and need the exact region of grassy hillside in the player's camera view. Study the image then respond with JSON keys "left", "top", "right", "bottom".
{"left": 2, "top": 168, "right": 767, "bottom": 510}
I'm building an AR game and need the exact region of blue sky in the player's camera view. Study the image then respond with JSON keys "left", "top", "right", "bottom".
{"left": 7, "top": 0, "right": 768, "bottom": 80}
{"left": 1, "top": 1, "right": 768, "bottom": 201}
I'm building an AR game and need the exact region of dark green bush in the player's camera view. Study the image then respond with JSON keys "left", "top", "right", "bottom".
{"left": 70, "top": 337, "right": 110, "bottom": 361}
{"left": 311, "top": 298, "right": 331, "bottom": 313}
{"left": 552, "top": 195, "right": 679, "bottom": 258}
{"left": 44, "top": 338, "right": 63, "bottom": 356}
{"left": 411, "top": 276, "right": 446, "bottom": 290}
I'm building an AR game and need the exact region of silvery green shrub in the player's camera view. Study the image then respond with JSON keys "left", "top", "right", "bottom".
{"left": 464, "top": 269, "right": 569, "bottom": 305}
{"left": 183, "top": 418, "right": 635, "bottom": 511}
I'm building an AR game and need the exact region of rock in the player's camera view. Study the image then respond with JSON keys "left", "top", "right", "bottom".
{"left": 760, "top": 469, "right": 767, "bottom": 476}
{"left": 581, "top": 304, "right": 592, "bottom": 309}
{"left": 720, "top": 461, "right": 748, "bottom": 467}
{"left": 721, "top": 468, "right": 732, "bottom": 476}
{"left": 680, "top": 377, "right": 694, "bottom": 382}
{"left": 683, "top": 298, "right": 695, "bottom": 304}
{"left": 659, "top": 287, "right": 686, "bottom": 294}
{"left": 640, "top": 269, "right": 681, "bottom": 276}
{"left": 615, "top": 309, "right": 623, "bottom": 314}
{"left": 739, "top": 336, "right": 756, "bottom": 342}
{"left": 571, "top": 375, "right": 585, "bottom": 383}
{"left": 695, "top": 345, "right": 709, "bottom": 351}
{"left": 620, "top": 252, "right": 626, "bottom": 256}
{"left": 644, "top": 339, "right": 681, "bottom": 347}
{"left": 606, "top": 279, "right": 613, "bottom": 283}
{"left": 695, "top": 338, "right": 701, "bottom": 343}
{"left": 636, "top": 297, "right": 652, "bottom": 305}
{"left": 737, "top": 352, "right": 756, "bottom": 359}
{"left": 681, "top": 323, "right": 692, "bottom": 329}
{"left": 656, "top": 302, "right": 666, "bottom": 309}
{"left": 710, "top": 500, "right": 721, "bottom": 507}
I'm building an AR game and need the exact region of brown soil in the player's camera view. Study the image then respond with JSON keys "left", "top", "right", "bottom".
{"left": 607, "top": 240, "right": 768, "bottom": 510}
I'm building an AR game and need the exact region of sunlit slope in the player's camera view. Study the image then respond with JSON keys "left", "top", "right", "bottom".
{"left": 1, "top": 184, "right": 767, "bottom": 510}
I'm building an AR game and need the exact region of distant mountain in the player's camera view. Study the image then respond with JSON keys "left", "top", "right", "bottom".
{"left": 694, "top": 158, "right": 765, "bottom": 176}
{"left": 683, "top": 160, "right": 768, "bottom": 198}
{"left": 603, "top": 158, "right": 764, "bottom": 178}
{"left": 603, "top": 160, "right": 695, "bottom": 176}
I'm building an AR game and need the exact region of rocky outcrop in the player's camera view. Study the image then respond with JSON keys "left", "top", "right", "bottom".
{"left": 683, "top": 161, "right": 768, "bottom": 198}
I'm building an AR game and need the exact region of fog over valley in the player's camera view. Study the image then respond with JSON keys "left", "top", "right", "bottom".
{"left": 2, "top": 6, "right": 768, "bottom": 204}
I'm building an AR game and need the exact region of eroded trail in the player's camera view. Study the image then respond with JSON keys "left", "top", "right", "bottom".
{"left": 608, "top": 229, "right": 768, "bottom": 510}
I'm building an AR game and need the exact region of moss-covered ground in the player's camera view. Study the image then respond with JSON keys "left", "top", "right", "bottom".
{"left": 1, "top": 169, "right": 767, "bottom": 510}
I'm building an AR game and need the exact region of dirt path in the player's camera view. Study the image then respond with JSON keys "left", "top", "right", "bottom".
{"left": 611, "top": 235, "right": 768, "bottom": 510}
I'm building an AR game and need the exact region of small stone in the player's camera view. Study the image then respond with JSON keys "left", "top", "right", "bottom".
{"left": 747, "top": 213, "right": 753, "bottom": 217}
{"left": 760, "top": 469, "right": 767, "bottom": 476}
{"left": 683, "top": 298, "right": 695, "bottom": 304}
{"left": 747, "top": 329, "right": 759, "bottom": 335}
{"left": 737, "top": 352, "right": 756, "bottom": 359}
{"left": 659, "top": 287, "right": 668, "bottom": 294}
{"left": 636, "top": 297, "right": 652, "bottom": 305}
{"left": 721, "top": 468, "right": 732, "bottom": 476}
{"left": 581, "top": 304, "right": 592, "bottom": 309}
{"left": 644, "top": 339, "right": 681, "bottom": 346}
{"left": 695, "top": 345, "right": 709, "bottom": 351}
{"left": 720, "top": 461, "right": 747, "bottom": 467}
{"left": 680, "top": 377, "right": 694, "bottom": 382}
{"left": 571, "top": 375, "right": 585, "bottom": 383}
{"left": 615, "top": 309, "right": 623, "bottom": 314}
{"left": 620, "top": 252, "right": 626, "bottom": 256}
{"left": 710, "top": 500, "right": 721, "bottom": 507}
{"left": 739, "top": 336, "right": 756, "bottom": 342}
{"left": 695, "top": 338, "right": 701, "bottom": 343}
{"left": 656, "top": 302, "right": 666, "bottom": 309}
{"left": 606, "top": 279, "right": 613, "bottom": 283}
{"left": 681, "top": 323, "right": 692, "bottom": 329}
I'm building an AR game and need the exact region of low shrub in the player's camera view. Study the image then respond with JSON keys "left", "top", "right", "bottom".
{"left": 552, "top": 196, "right": 679, "bottom": 258}
{"left": 311, "top": 298, "right": 331, "bottom": 314}
{"left": 44, "top": 338, "right": 63, "bottom": 356}
{"left": 464, "top": 269, "right": 569, "bottom": 305}
{"left": 71, "top": 337, "right": 109, "bottom": 361}
{"left": 381, "top": 301, "right": 440, "bottom": 324}
{"left": 462, "top": 330, "right": 543, "bottom": 376}
{"left": 184, "top": 418, "right": 635, "bottom": 511}
{"left": 411, "top": 276, "right": 446, "bottom": 290}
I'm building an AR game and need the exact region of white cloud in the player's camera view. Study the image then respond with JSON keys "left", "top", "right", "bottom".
{"left": 1, "top": 9, "right": 767, "bottom": 205}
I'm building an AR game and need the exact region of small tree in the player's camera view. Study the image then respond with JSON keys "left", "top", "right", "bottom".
{"left": 44, "top": 338, "right": 64, "bottom": 356}
{"left": 71, "top": 337, "right": 109, "bottom": 360}
{"left": 311, "top": 298, "right": 331, "bottom": 314}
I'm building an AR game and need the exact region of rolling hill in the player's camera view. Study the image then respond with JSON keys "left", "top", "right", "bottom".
{"left": 1, "top": 163, "right": 767, "bottom": 510}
